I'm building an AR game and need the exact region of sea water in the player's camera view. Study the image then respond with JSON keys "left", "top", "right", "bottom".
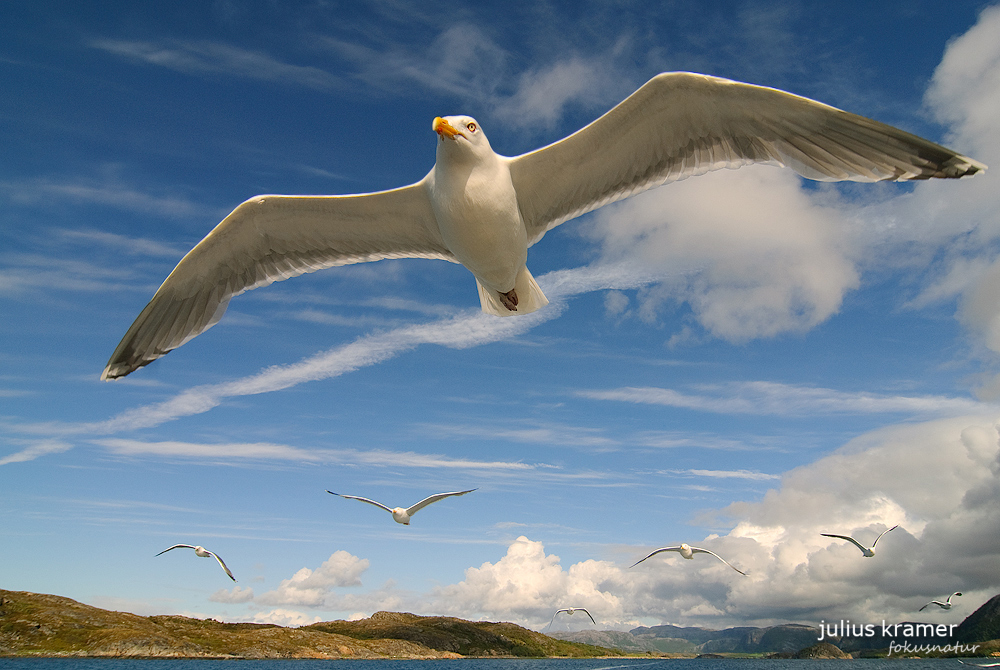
{"left": 0, "top": 659, "right": 974, "bottom": 670}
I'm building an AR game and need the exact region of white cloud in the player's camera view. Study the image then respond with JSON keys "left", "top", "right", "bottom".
{"left": 0, "top": 440, "right": 73, "bottom": 466}
{"left": 193, "top": 409, "right": 998, "bottom": 628}
{"left": 321, "top": 24, "right": 633, "bottom": 133}
{"left": 249, "top": 608, "right": 322, "bottom": 627}
{"left": 901, "top": 4, "right": 1000, "bottom": 391}
{"left": 492, "top": 56, "right": 624, "bottom": 130}
{"left": 412, "top": 414, "right": 1000, "bottom": 628}
{"left": 670, "top": 469, "right": 780, "bottom": 481}
{"left": 90, "top": 38, "right": 341, "bottom": 90}
{"left": 578, "top": 381, "right": 990, "bottom": 417}
{"left": 0, "top": 262, "right": 656, "bottom": 446}
{"left": 320, "top": 24, "right": 508, "bottom": 103}
{"left": 0, "top": 176, "right": 212, "bottom": 219}
{"left": 420, "top": 420, "right": 620, "bottom": 450}
{"left": 91, "top": 438, "right": 539, "bottom": 471}
{"left": 209, "top": 585, "right": 255, "bottom": 604}
{"left": 588, "top": 166, "right": 860, "bottom": 341}
{"left": 429, "top": 536, "right": 624, "bottom": 628}
{"left": 58, "top": 229, "right": 186, "bottom": 258}
{"left": 255, "top": 551, "right": 370, "bottom": 608}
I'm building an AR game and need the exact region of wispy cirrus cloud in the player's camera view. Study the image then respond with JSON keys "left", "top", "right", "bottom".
{"left": 0, "top": 440, "right": 73, "bottom": 466}
{"left": 0, "top": 255, "right": 150, "bottom": 295}
{"left": 662, "top": 468, "right": 781, "bottom": 481}
{"left": 92, "top": 438, "right": 539, "bottom": 471}
{"left": 90, "top": 38, "right": 341, "bottom": 90}
{"left": 5, "top": 262, "right": 660, "bottom": 443}
{"left": 0, "top": 261, "right": 659, "bottom": 466}
{"left": 578, "top": 381, "right": 991, "bottom": 417}
{"left": 57, "top": 229, "right": 186, "bottom": 258}
{"left": 0, "top": 176, "right": 213, "bottom": 219}
{"left": 418, "top": 420, "right": 620, "bottom": 450}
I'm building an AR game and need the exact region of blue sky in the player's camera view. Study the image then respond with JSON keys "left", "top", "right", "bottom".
{"left": 3, "top": 0, "right": 1000, "bottom": 631}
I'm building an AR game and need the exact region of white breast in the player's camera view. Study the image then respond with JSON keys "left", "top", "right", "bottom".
{"left": 430, "top": 155, "right": 527, "bottom": 294}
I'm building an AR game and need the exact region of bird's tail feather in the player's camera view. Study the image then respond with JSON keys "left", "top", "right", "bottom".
{"left": 476, "top": 267, "right": 548, "bottom": 317}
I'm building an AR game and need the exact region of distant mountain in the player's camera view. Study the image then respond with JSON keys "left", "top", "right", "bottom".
{"left": 554, "top": 596, "right": 1000, "bottom": 657}
{"left": 957, "top": 593, "right": 1000, "bottom": 643}
{"left": 0, "top": 589, "right": 616, "bottom": 659}
{"left": 553, "top": 623, "right": 820, "bottom": 654}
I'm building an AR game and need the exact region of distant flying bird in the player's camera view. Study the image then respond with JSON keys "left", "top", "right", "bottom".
{"left": 630, "top": 543, "right": 747, "bottom": 575}
{"left": 155, "top": 544, "right": 235, "bottom": 581}
{"left": 547, "top": 607, "right": 597, "bottom": 630}
{"left": 327, "top": 489, "right": 475, "bottom": 525}
{"left": 100, "top": 72, "right": 985, "bottom": 379}
{"left": 919, "top": 592, "right": 963, "bottom": 611}
{"left": 820, "top": 524, "right": 898, "bottom": 558}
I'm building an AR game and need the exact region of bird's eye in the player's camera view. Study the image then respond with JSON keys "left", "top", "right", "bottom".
{"left": 466, "top": 122, "right": 477, "bottom": 132}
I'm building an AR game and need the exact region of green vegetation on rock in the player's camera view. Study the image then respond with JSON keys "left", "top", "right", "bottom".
{"left": 0, "top": 589, "right": 616, "bottom": 659}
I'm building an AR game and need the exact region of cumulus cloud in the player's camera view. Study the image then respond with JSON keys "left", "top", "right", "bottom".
{"left": 898, "top": 4, "right": 1000, "bottom": 395}
{"left": 414, "top": 415, "right": 1000, "bottom": 628}
{"left": 588, "top": 166, "right": 860, "bottom": 341}
{"left": 209, "top": 585, "right": 255, "bottom": 604}
{"left": 256, "top": 551, "right": 370, "bottom": 608}
{"left": 249, "top": 608, "right": 322, "bottom": 627}
{"left": 429, "top": 536, "right": 625, "bottom": 627}
{"left": 218, "top": 409, "right": 999, "bottom": 630}
{"left": 573, "top": 4, "right": 997, "bottom": 353}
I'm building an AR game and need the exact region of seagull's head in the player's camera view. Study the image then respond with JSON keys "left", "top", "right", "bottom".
{"left": 433, "top": 115, "right": 493, "bottom": 161}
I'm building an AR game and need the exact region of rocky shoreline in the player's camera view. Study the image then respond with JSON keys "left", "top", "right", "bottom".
{"left": 4, "top": 587, "right": 1000, "bottom": 659}
{"left": 0, "top": 589, "right": 616, "bottom": 659}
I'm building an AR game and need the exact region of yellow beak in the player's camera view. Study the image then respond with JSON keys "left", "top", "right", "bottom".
{"left": 433, "top": 116, "right": 463, "bottom": 140}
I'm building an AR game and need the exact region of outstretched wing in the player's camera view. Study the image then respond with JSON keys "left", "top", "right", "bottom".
{"left": 102, "top": 181, "right": 453, "bottom": 379}
{"left": 629, "top": 545, "right": 682, "bottom": 568}
{"left": 405, "top": 488, "right": 476, "bottom": 516}
{"left": 207, "top": 550, "right": 236, "bottom": 582}
{"left": 509, "top": 72, "right": 986, "bottom": 247}
{"left": 327, "top": 491, "right": 394, "bottom": 514}
{"left": 690, "top": 547, "right": 748, "bottom": 576}
{"left": 871, "top": 524, "right": 899, "bottom": 548}
{"left": 155, "top": 544, "right": 195, "bottom": 556}
{"left": 574, "top": 607, "right": 597, "bottom": 624}
{"left": 820, "top": 533, "right": 870, "bottom": 555}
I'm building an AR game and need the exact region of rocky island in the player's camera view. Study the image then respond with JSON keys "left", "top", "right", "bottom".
{"left": 4, "top": 587, "right": 1000, "bottom": 659}
{"left": 0, "top": 589, "right": 616, "bottom": 659}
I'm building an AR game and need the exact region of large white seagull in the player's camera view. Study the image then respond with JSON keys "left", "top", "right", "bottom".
{"left": 102, "top": 72, "right": 985, "bottom": 379}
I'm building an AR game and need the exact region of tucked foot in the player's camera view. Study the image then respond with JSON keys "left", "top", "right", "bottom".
{"left": 498, "top": 288, "right": 519, "bottom": 311}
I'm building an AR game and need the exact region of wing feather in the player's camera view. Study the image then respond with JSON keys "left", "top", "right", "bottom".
{"left": 690, "top": 547, "right": 748, "bottom": 576}
{"left": 103, "top": 181, "right": 453, "bottom": 379}
{"left": 327, "top": 491, "right": 394, "bottom": 514}
{"left": 510, "top": 72, "right": 985, "bottom": 246}
{"left": 405, "top": 488, "right": 476, "bottom": 516}
{"left": 629, "top": 545, "right": 682, "bottom": 568}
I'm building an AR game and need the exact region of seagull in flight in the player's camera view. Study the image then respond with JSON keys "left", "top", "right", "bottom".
{"left": 327, "top": 489, "right": 475, "bottom": 525}
{"left": 155, "top": 544, "right": 236, "bottom": 581}
{"left": 820, "top": 524, "right": 898, "bottom": 557}
{"left": 100, "top": 72, "right": 985, "bottom": 379}
{"left": 547, "top": 607, "right": 597, "bottom": 630}
{"left": 920, "top": 592, "right": 962, "bottom": 611}
{"left": 630, "top": 543, "right": 747, "bottom": 575}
